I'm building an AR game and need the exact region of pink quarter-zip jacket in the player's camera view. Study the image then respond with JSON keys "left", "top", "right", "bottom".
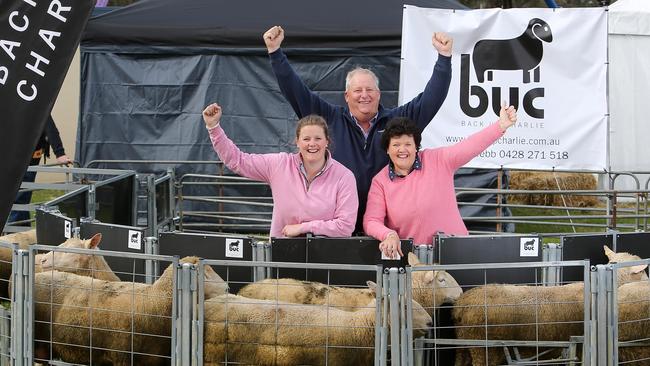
{"left": 364, "top": 122, "right": 505, "bottom": 244}
{"left": 209, "top": 125, "right": 358, "bottom": 237}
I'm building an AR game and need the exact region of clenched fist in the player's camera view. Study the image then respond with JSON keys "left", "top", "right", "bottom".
{"left": 202, "top": 103, "right": 222, "bottom": 129}
{"left": 498, "top": 102, "right": 517, "bottom": 132}
{"left": 432, "top": 32, "right": 453, "bottom": 57}
{"left": 263, "top": 26, "right": 284, "bottom": 53}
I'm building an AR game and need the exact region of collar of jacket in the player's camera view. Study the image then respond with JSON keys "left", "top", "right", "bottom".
{"left": 388, "top": 152, "right": 422, "bottom": 181}
{"left": 292, "top": 149, "right": 334, "bottom": 173}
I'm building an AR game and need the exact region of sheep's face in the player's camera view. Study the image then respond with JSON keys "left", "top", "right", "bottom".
{"left": 203, "top": 264, "right": 229, "bottom": 299}
{"left": 604, "top": 245, "right": 649, "bottom": 285}
{"left": 36, "top": 233, "right": 102, "bottom": 273}
{"left": 408, "top": 253, "right": 463, "bottom": 313}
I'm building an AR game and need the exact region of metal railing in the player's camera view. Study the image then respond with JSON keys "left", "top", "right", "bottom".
{"left": 10, "top": 162, "right": 650, "bottom": 237}
{"left": 5, "top": 234, "right": 650, "bottom": 364}
{"left": 458, "top": 187, "right": 650, "bottom": 233}
{"left": 596, "top": 259, "right": 650, "bottom": 366}
{"left": 413, "top": 260, "right": 592, "bottom": 366}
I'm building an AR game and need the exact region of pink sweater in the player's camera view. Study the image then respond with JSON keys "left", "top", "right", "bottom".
{"left": 209, "top": 125, "right": 358, "bottom": 237}
{"left": 363, "top": 123, "right": 505, "bottom": 245}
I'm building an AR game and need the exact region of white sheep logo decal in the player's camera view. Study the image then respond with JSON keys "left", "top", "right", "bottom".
{"left": 472, "top": 18, "right": 553, "bottom": 84}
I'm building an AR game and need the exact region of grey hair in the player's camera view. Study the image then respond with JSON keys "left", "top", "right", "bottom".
{"left": 345, "top": 68, "right": 380, "bottom": 91}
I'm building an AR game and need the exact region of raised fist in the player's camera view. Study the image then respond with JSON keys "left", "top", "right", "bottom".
{"left": 263, "top": 26, "right": 284, "bottom": 53}
{"left": 432, "top": 32, "right": 453, "bottom": 57}
{"left": 202, "top": 103, "right": 222, "bottom": 129}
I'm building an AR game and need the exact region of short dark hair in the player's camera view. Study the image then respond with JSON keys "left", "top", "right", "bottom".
{"left": 381, "top": 117, "right": 421, "bottom": 151}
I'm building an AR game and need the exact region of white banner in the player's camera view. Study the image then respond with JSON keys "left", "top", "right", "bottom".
{"left": 400, "top": 7, "right": 607, "bottom": 171}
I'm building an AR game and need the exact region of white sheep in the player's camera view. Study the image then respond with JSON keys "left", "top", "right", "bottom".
{"left": 453, "top": 245, "right": 648, "bottom": 366}
{"left": 0, "top": 229, "right": 37, "bottom": 247}
{"left": 7, "top": 233, "right": 128, "bottom": 361}
{"left": 238, "top": 252, "right": 462, "bottom": 315}
{"left": 238, "top": 277, "right": 374, "bottom": 311}
{"left": 0, "top": 229, "right": 37, "bottom": 298}
{"left": 35, "top": 233, "right": 120, "bottom": 281}
{"left": 32, "top": 256, "right": 227, "bottom": 365}
{"left": 34, "top": 233, "right": 229, "bottom": 296}
{"left": 614, "top": 279, "right": 650, "bottom": 364}
{"left": 204, "top": 281, "right": 431, "bottom": 366}
{"left": 7, "top": 233, "right": 121, "bottom": 293}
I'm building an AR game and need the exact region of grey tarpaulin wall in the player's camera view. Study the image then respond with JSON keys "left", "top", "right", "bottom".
{"left": 78, "top": 0, "right": 512, "bottom": 232}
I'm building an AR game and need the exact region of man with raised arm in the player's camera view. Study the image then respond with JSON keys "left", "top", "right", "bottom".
{"left": 263, "top": 26, "right": 453, "bottom": 233}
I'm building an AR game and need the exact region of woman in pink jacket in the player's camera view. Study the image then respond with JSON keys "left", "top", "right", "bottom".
{"left": 202, "top": 103, "right": 358, "bottom": 238}
{"left": 363, "top": 104, "right": 517, "bottom": 258}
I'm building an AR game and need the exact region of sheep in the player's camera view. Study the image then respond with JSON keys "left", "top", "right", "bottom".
{"left": 614, "top": 279, "right": 650, "bottom": 365}
{"left": 0, "top": 229, "right": 37, "bottom": 247}
{"left": 6, "top": 232, "right": 124, "bottom": 361}
{"left": 6, "top": 233, "right": 120, "bottom": 301}
{"left": 32, "top": 256, "right": 227, "bottom": 365}
{"left": 409, "top": 252, "right": 463, "bottom": 314}
{"left": 472, "top": 18, "right": 553, "bottom": 83}
{"left": 238, "top": 277, "right": 372, "bottom": 311}
{"left": 203, "top": 281, "right": 432, "bottom": 366}
{"left": 0, "top": 229, "right": 37, "bottom": 298}
{"left": 34, "top": 233, "right": 226, "bottom": 291}
{"left": 35, "top": 233, "right": 120, "bottom": 281}
{"left": 452, "top": 245, "right": 648, "bottom": 366}
{"left": 33, "top": 268, "right": 174, "bottom": 365}
{"left": 35, "top": 234, "right": 229, "bottom": 296}
{"left": 238, "top": 252, "right": 462, "bottom": 315}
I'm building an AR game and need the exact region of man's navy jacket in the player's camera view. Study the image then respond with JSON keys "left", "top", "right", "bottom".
{"left": 270, "top": 49, "right": 452, "bottom": 232}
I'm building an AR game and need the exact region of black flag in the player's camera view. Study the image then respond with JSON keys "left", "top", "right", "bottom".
{"left": 0, "top": 0, "right": 94, "bottom": 224}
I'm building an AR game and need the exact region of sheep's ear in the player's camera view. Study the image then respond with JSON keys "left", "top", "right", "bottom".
{"left": 87, "top": 233, "right": 102, "bottom": 249}
{"left": 604, "top": 245, "right": 615, "bottom": 260}
{"left": 367, "top": 281, "right": 377, "bottom": 293}
{"left": 425, "top": 270, "right": 435, "bottom": 284}
{"left": 202, "top": 264, "right": 216, "bottom": 278}
{"left": 632, "top": 264, "right": 648, "bottom": 274}
{"left": 408, "top": 252, "right": 420, "bottom": 266}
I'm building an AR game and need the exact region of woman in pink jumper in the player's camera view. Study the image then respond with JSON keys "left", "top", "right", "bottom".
{"left": 363, "top": 104, "right": 517, "bottom": 258}
{"left": 202, "top": 103, "right": 358, "bottom": 238}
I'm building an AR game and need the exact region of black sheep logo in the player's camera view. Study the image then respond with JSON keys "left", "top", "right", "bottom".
{"left": 523, "top": 239, "right": 536, "bottom": 251}
{"left": 472, "top": 18, "right": 553, "bottom": 84}
{"left": 229, "top": 240, "right": 241, "bottom": 252}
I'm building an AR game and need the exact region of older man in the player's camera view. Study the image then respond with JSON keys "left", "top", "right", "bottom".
{"left": 263, "top": 26, "right": 452, "bottom": 233}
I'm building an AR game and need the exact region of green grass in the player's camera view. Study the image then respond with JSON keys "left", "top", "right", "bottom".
{"left": 511, "top": 205, "right": 644, "bottom": 235}
{"left": 31, "top": 190, "right": 65, "bottom": 205}
{"left": 25, "top": 190, "right": 66, "bottom": 225}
